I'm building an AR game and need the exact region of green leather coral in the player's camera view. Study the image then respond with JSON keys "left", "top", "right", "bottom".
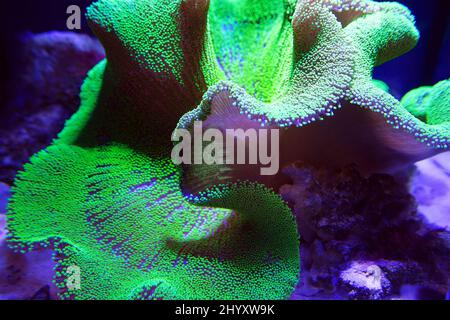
{"left": 7, "top": 1, "right": 301, "bottom": 300}
{"left": 8, "top": 144, "right": 299, "bottom": 300}
{"left": 176, "top": 0, "right": 450, "bottom": 194}
{"left": 6, "top": 0, "right": 450, "bottom": 300}
{"left": 8, "top": 62, "right": 299, "bottom": 300}
{"left": 401, "top": 79, "right": 450, "bottom": 126}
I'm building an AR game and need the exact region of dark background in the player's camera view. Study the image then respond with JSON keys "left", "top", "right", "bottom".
{"left": 0, "top": 0, "right": 449, "bottom": 102}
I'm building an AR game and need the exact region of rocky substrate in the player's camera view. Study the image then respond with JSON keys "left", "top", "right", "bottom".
{"left": 283, "top": 152, "right": 450, "bottom": 300}
{"left": 0, "top": 31, "right": 104, "bottom": 184}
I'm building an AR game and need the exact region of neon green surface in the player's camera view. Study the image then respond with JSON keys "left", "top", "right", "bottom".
{"left": 6, "top": 0, "right": 450, "bottom": 300}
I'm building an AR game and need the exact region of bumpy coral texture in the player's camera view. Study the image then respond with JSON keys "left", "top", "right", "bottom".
{"left": 177, "top": 0, "right": 449, "bottom": 194}
{"left": 7, "top": 0, "right": 300, "bottom": 300}
{"left": 6, "top": 0, "right": 450, "bottom": 300}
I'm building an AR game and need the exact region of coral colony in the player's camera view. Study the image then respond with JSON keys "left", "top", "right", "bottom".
{"left": 5, "top": 0, "right": 449, "bottom": 300}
